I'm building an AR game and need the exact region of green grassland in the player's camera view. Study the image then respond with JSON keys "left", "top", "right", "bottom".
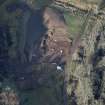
{"left": 64, "top": 12, "right": 86, "bottom": 39}
{"left": 50, "top": 4, "right": 86, "bottom": 39}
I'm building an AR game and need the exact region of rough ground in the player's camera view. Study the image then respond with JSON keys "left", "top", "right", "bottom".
{"left": 39, "top": 7, "right": 71, "bottom": 64}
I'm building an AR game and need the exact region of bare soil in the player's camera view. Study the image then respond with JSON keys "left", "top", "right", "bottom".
{"left": 39, "top": 7, "right": 71, "bottom": 64}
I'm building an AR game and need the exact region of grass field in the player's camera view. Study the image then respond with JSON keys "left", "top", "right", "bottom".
{"left": 64, "top": 12, "right": 85, "bottom": 39}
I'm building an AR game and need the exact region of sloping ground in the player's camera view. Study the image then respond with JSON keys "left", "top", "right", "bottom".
{"left": 38, "top": 7, "right": 71, "bottom": 64}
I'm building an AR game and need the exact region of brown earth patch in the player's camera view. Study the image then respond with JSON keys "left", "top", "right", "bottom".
{"left": 39, "top": 7, "right": 71, "bottom": 64}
